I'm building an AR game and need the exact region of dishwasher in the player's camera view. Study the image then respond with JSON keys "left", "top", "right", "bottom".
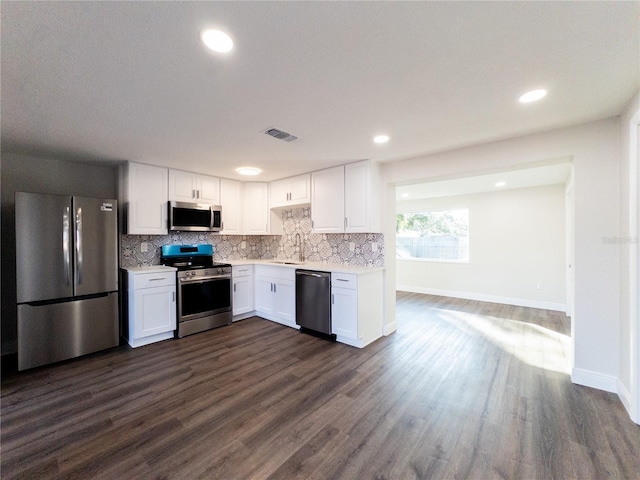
{"left": 295, "top": 270, "right": 335, "bottom": 339}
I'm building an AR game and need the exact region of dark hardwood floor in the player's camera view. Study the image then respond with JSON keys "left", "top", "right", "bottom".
{"left": 2, "top": 292, "right": 639, "bottom": 479}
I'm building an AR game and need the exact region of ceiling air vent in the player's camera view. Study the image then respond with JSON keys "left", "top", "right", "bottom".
{"left": 264, "top": 127, "right": 298, "bottom": 142}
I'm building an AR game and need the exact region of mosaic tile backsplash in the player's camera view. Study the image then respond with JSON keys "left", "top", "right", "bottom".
{"left": 120, "top": 207, "right": 384, "bottom": 269}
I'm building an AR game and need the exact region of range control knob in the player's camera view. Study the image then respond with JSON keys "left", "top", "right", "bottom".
{"left": 217, "top": 268, "right": 222, "bottom": 274}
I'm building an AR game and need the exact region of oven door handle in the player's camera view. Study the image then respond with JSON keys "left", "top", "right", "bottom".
{"left": 180, "top": 274, "right": 231, "bottom": 283}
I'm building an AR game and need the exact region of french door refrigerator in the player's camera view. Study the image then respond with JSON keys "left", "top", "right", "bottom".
{"left": 15, "top": 192, "right": 119, "bottom": 370}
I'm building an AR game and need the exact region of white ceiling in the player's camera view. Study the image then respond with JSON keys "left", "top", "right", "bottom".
{"left": 396, "top": 161, "right": 572, "bottom": 201}
{"left": 1, "top": 2, "right": 638, "bottom": 181}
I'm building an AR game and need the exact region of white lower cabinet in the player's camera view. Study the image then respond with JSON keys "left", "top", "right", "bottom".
{"left": 232, "top": 265, "right": 254, "bottom": 318}
{"left": 254, "top": 265, "right": 297, "bottom": 328}
{"left": 126, "top": 267, "right": 177, "bottom": 348}
{"left": 331, "top": 271, "right": 383, "bottom": 348}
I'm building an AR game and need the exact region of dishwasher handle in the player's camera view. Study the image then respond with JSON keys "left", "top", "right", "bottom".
{"left": 295, "top": 270, "right": 330, "bottom": 279}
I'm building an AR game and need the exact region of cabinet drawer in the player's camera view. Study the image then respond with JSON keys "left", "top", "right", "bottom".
{"left": 232, "top": 265, "right": 253, "bottom": 278}
{"left": 331, "top": 272, "right": 357, "bottom": 290}
{"left": 131, "top": 272, "right": 176, "bottom": 289}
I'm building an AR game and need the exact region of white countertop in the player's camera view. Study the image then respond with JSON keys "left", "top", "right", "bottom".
{"left": 125, "top": 265, "right": 177, "bottom": 273}
{"left": 228, "top": 259, "right": 384, "bottom": 275}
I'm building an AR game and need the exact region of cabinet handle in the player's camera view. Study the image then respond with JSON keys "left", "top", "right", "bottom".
{"left": 149, "top": 277, "right": 166, "bottom": 281}
{"left": 344, "top": 217, "right": 347, "bottom": 228}
{"left": 335, "top": 278, "right": 349, "bottom": 282}
{"left": 274, "top": 283, "right": 277, "bottom": 293}
{"left": 270, "top": 283, "right": 273, "bottom": 292}
{"left": 234, "top": 283, "right": 236, "bottom": 292}
{"left": 192, "top": 189, "right": 196, "bottom": 199}
{"left": 172, "top": 291, "right": 175, "bottom": 302}
{"left": 332, "top": 293, "right": 335, "bottom": 305}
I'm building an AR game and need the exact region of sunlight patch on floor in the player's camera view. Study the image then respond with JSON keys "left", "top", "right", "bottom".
{"left": 437, "top": 309, "right": 571, "bottom": 374}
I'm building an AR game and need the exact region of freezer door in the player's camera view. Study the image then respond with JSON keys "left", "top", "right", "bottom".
{"left": 73, "top": 196, "right": 118, "bottom": 296}
{"left": 15, "top": 192, "right": 74, "bottom": 303}
{"left": 18, "top": 293, "right": 119, "bottom": 370}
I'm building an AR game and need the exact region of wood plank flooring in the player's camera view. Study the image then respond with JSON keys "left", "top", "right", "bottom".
{"left": 2, "top": 292, "right": 639, "bottom": 479}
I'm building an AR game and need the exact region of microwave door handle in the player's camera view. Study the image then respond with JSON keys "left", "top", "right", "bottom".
{"left": 210, "top": 205, "right": 215, "bottom": 230}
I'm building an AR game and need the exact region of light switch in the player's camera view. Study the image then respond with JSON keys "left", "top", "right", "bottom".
{"left": 241, "top": 241, "right": 246, "bottom": 249}
{"left": 349, "top": 242, "right": 355, "bottom": 252}
{"left": 371, "top": 242, "right": 378, "bottom": 252}
{"left": 141, "top": 242, "right": 148, "bottom": 253}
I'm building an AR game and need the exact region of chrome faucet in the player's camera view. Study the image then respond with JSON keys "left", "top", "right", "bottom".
{"left": 295, "top": 233, "right": 305, "bottom": 262}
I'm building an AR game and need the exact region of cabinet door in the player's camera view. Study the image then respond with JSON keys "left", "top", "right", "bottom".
{"left": 233, "top": 276, "right": 254, "bottom": 315}
{"left": 345, "top": 162, "right": 369, "bottom": 233}
{"left": 169, "top": 170, "right": 197, "bottom": 202}
{"left": 244, "top": 183, "right": 269, "bottom": 234}
{"left": 311, "top": 166, "right": 345, "bottom": 233}
{"left": 274, "top": 278, "right": 295, "bottom": 325}
{"left": 198, "top": 175, "right": 220, "bottom": 204}
{"left": 331, "top": 286, "right": 357, "bottom": 339}
{"left": 289, "top": 174, "right": 311, "bottom": 204}
{"left": 220, "top": 178, "right": 242, "bottom": 234}
{"left": 254, "top": 275, "right": 275, "bottom": 315}
{"left": 127, "top": 163, "right": 168, "bottom": 235}
{"left": 134, "top": 285, "right": 176, "bottom": 337}
{"left": 269, "top": 178, "right": 290, "bottom": 208}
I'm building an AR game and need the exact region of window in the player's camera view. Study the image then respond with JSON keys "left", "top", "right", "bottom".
{"left": 396, "top": 209, "right": 469, "bottom": 261}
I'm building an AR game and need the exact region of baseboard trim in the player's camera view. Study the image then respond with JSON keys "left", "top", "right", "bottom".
{"left": 383, "top": 321, "right": 397, "bottom": 336}
{"left": 618, "top": 378, "right": 632, "bottom": 413}
{"left": 1, "top": 340, "right": 18, "bottom": 356}
{"left": 571, "top": 368, "right": 618, "bottom": 393}
{"left": 396, "top": 285, "right": 566, "bottom": 312}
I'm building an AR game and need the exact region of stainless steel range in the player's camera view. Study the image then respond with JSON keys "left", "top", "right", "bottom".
{"left": 161, "top": 244, "right": 232, "bottom": 338}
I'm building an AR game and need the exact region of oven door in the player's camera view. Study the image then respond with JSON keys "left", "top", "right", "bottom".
{"left": 178, "top": 275, "right": 232, "bottom": 322}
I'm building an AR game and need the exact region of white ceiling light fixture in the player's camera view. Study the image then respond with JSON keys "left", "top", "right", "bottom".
{"left": 236, "top": 167, "right": 261, "bottom": 176}
{"left": 518, "top": 89, "right": 547, "bottom": 103}
{"left": 495, "top": 181, "right": 507, "bottom": 187}
{"left": 201, "top": 29, "right": 234, "bottom": 53}
{"left": 401, "top": 193, "right": 410, "bottom": 198}
{"left": 373, "top": 135, "right": 390, "bottom": 144}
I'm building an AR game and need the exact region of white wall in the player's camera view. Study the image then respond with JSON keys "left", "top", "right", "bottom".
{"left": 396, "top": 184, "right": 566, "bottom": 310}
{"left": 382, "top": 117, "right": 621, "bottom": 394}
{"left": 617, "top": 91, "right": 640, "bottom": 423}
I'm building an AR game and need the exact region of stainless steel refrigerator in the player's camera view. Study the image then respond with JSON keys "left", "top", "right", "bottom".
{"left": 15, "top": 192, "right": 119, "bottom": 370}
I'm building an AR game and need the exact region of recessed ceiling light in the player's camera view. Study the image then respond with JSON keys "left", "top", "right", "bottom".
{"left": 495, "top": 181, "right": 507, "bottom": 187}
{"left": 201, "top": 29, "right": 233, "bottom": 53}
{"left": 518, "top": 89, "right": 547, "bottom": 103}
{"left": 373, "top": 135, "right": 390, "bottom": 144}
{"left": 401, "top": 193, "right": 410, "bottom": 198}
{"left": 236, "top": 167, "right": 261, "bottom": 176}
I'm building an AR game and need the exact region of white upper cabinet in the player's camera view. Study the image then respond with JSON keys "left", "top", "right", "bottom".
{"left": 269, "top": 173, "right": 311, "bottom": 208}
{"left": 169, "top": 169, "right": 220, "bottom": 205}
{"left": 122, "top": 162, "right": 169, "bottom": 235}
{"left": 345, "top": 160, "right": 381, "bottom": 233}
{"left": 220, "top": 178, "right": 242, "bottom": 234}
{"left": 243, "top": 182, "right": 270, "bottom": 235}
{"left": 311, "top": 160, "right": 381, "bottom": 234}
{"left": 311, "top": 166, "right": 345, "bottom": 233}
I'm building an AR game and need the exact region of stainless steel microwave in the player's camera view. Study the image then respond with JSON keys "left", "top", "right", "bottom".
{"left": 168, "top": 201, "right": 222, "bottom": 232}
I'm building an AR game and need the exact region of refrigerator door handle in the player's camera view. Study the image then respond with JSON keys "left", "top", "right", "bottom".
{"left": 76, "top": 206, "right": 83, "bottom": 285}
{"left": 63, "top": 206, "right": 71, "bottom": 286}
